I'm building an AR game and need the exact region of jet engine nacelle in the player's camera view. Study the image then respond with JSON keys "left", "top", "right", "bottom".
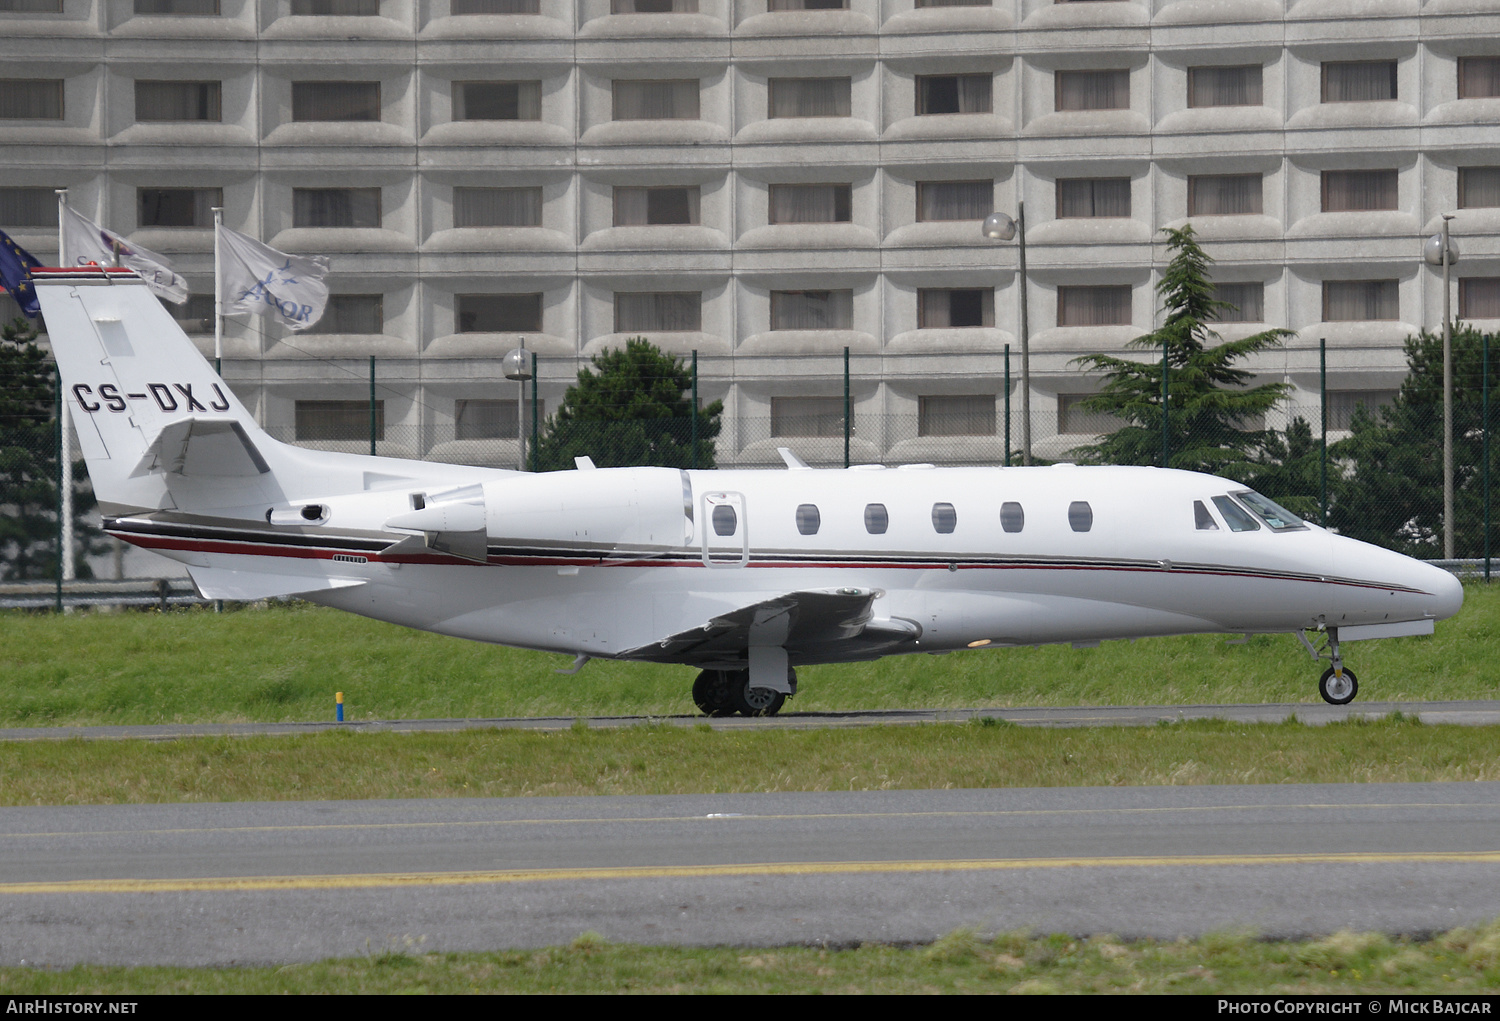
{"left": 484, "top": 467, "right": 692, "bottom": 555}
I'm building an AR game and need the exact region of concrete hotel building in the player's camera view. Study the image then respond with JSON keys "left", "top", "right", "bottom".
{"left": 2, "top": 0, "right": 1499, "bottom": 467}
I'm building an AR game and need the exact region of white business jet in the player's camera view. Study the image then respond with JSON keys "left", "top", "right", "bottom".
{"left": 38, "top": 267, "right": 1463, "bottom": 715}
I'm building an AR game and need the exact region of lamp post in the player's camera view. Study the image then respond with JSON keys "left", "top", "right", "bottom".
{"left": 982, "top": 204, "right": 1031, "bottom": 465}
{"left": 502, "top": 339, "right": 533, "bottom": 472}
{"left": 1424, "top": 218, "right": 1459, "bottom": 559}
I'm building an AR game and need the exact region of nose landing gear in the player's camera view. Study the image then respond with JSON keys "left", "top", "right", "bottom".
{"left": 1298, "top": 627, "right": 1359, "bottom": 705}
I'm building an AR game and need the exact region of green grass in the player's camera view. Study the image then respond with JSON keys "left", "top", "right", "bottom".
{"left": 3, "top": 715, "right": 1496, "bottom": 805}
{"left": 6, "top": 923, "right": 1500, "bottom": 994}
{"left": 2, "top": 581, "right": 1497, "bottom": 727}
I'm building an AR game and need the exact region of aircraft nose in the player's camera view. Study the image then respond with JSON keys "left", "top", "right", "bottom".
{"left": 1332, "top": 536, "right": 1464, "bottom": 622}
{"left": 1425, "top": 562, "right": 1465, "bottom": 621}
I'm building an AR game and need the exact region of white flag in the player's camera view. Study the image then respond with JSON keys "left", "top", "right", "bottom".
{"left": 218, "top": 224, "right": 330, "bottom": 332}
{"left": 60, "top": 203, "right": 190, "bottom": 305}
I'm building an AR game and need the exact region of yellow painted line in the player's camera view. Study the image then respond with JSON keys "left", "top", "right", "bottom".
{"left": 7, "top": 850, "right": 1500, "bottom": 895}
{"left": 0, "top": 802, "right": 1486, "bottom": 842}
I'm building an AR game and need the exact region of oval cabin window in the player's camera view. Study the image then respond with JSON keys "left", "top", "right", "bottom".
{"left": 931, "top": 502, "right": 957, "bottom": 534}
{"left": 1068, "top": 501, "right": 1093, "bottom": 533}
{"left": 712, "top": 504, "right": 738, "bottom": 536}
{"left": 796, "top": 503, "right": 820, "bottom": 535}
{"left": 1000, "top": 501, "right": 1024, "bottom": 533}
{"left": 864, "top": 503, "right": 888, "bottom": 534}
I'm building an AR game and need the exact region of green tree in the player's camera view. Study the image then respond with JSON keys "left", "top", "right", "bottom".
{"left": 531, "top": 338, "right": 723, "bottom": 471}
{"left": 0, "top": 317, "right": 103, "bottom": 580}
{"left": 1329, "top": 324, "right": 1500, "bottom": 558}
{"left": 1070, "top": 225, "right": 1294, "bottom": 479}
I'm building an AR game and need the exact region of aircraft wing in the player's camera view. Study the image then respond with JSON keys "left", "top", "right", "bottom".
{"left": 621, "top": 588, "right": 921, "bottom": 668}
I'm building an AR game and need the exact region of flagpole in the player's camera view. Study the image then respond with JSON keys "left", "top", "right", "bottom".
{"left": 213, "top": 206, "right": 223, "bottom": 375}
{"left": 53, "top": 189, "right": 73, "bottom": 584}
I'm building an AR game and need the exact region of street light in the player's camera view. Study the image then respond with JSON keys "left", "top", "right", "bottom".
{"left": 503, "top": 339, "right": 533, "bottom": 472}
{"left": 1424, "top": 218, "right": 1459, "bottom": 558}
{"left": 982, "top": 204, "right": 1031, "bottom": 466}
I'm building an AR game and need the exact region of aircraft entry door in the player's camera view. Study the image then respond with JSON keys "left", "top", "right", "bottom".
{"left": 701, "top": 492, "right": 748, "bottom": 568}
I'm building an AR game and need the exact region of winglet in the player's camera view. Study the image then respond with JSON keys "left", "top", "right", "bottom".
{"left": 777, "top": 447, "right": 810, "bottom": 470}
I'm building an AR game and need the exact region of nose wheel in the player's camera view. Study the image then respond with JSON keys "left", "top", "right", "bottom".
{"left": 1319, "top": 666, "right": 1358, "bottom": 705}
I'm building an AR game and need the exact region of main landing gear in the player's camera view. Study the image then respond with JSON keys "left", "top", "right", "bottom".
{"left": 692, "top": 668, "right": 794, "bottom": 717}
{"left": 1297, "top": 627, "right": 1359, "bottom": 705}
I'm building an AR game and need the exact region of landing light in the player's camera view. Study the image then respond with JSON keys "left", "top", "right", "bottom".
{"left": 967, "top": 639, "right": 992, "bottom": 648}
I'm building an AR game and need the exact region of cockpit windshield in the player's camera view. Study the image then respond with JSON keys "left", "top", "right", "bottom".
{"left": 1211, "top": 495, "right": 1260, "bottom": 532}
{"left": 1233, "top": 490, "right": 1307, "bottom": 531}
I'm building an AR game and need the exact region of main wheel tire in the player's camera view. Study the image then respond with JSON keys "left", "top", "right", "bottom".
{"left": 731, "top": 671, "right": 786, "bottom": 717}
{"left": 692, "top": 670, "right": 737, "bottom": 717}
{"left": 1319, "top": 666, "right": 1359, "bottom": 705}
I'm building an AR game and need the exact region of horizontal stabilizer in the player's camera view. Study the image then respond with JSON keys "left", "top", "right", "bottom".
{"left": 130, "top": 418, "right": 270, "bottom": 479}
{"left": 186, "top": 566, "right": 367, "bottom": 601}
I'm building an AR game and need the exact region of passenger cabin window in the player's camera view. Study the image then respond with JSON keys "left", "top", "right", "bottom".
{"left": 1194, "top": 500, "right": 1219, "bottom": 530}
{"left": 1000, "top": 501, "right": 1024, "bottom": 533}
{"left": 1212, "top": 495, "right": 1260, "bottom": 532}
{"left": 796, "top": 504, "right": 820, "bottom": 535}
{"left": 1068, "top": 501, "right": 1093, "bottom": 532}
{"left": 1235, "top": 490, "right": 1307, "bottom": 531}
{"left": 712, "top": 504, "right": 738, "bottom": 536}
{"left": 864, "top": 503, "right": 888, "bottom": 534}
{"left": 932, "top": 503, "right": 957, "bottom": 534}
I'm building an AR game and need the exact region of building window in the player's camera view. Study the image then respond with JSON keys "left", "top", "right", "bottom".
{"left": 452, "top": 0, "right": 540, "bottom": 12}
{"left": 1323, "top": 280, "right": 1398, "bottom": 322}
{"left": 915, "top": 0, "right": 989, "bottom": 6}
{"left": 1321, "top": 170, "right": 1398, "bottom": 212}
{"left": 291, "top": 0, "right": 379, "bottom": 13}
{"left": 1187, "top": 65, "right": 1262, "bottom": 108}
{"left": 1322, "top": 61, "right": 1397, "bottom": 103}
{"left": 613, "top": 80, "right": 698, "bottom": 120}
{"left": 1055, "top": 69, "right": 1129, "bottom": 111}
{"left": 296, "top": 400, "right": 382, "bottom": 442}
{"left": 1212, "top": 282, "right": 1265, "bottom": 323}
{"left": 0, "top": 79, "right": 62, "bottom": 119}
{"left": 293, "top": 188, "right": 381, "bottom": 228}
{"left": 135, "top": 80, "right": 221, "bottom": 122}
{"left": 169, "top": 295, "right": 215, "bottom": 335}
{"left": 1459, "top": 57, "right": 1500, "bottom": 99}
{"left": 456, "top": 293, "right": 541, "bottom": 333}
{"left": 133, "top": 0, "right": 219, "bottom": 13}
{"left": 1056, "top": 178, "right": 1130, "bottom": 218}
{"left": 615, "top": 292, "right": 701, "bottom": 332}
{"left": 138, "top": 187, "right": 221, "bottom": 228}
{"left": 453, "top": 81, "right": 541, "bottom": 121}
{"left": 1461, "top": 278, "right": 1500, "bottom": 319}
{"left": 769, "top": 184, "right": 850, "bottom": 224}
{"left": 306, "top": 295, "right": 383, "bottom": 335}
{"left": 916, "top": 74, "right": 991, "bottom": 115}
{"left": 454, "top": 399, "right": 544, "bottom": 439}
{"left": 918, "top": 395, "right": 995, "bottom": 436}
{"left": 1188, "top": 174, "right": 1262, "bottom": 216}
{"left": 768, "top": 77, "right": 851, "bottom": 118}
{"left": 771, "top": 396, "right": 843, "bottom": 437}
{"left": 919, "top": 289, "right": 993, "bottom": 328}
{"left": 292, "top": 82, "right": 379, "bottom": 122}
{"left": 768, "top": 0, "right": 845, "bottom": 9}
{"left": 1459, "top": 168, "right": 1500, "bottom": 209}
{"left": 1057, "top": 394, "right": 1124, "bottom": 435}
{"left": 1327, "top": 391, "right": 1397, "bottom": 431}
{"left": 1058, "top": 285, "right": 1132, "bottom": 326}
{"left": 0, "top": 187, "right": 56, "bottom": 228}
{"left": 0, "top": 0, "right": 63, "bottom": 10}
{"left": 771, "top": 290, "right": 853, "bottom": 330}
{"left": 614, "top": 186, "right": 699, "bottom": 226}
{"left": 917, "top": 181, "right": 992, "bottom": 221}
{"left": 454, "top": 187, "right": 541, "bottom": 227}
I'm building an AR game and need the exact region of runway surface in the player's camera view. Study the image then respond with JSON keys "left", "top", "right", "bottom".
{"left": 3, "top": 698, "right": 1499, "bottom": 743}
{"left": 4, "top": 782, "right": 1499, "bottom": 966}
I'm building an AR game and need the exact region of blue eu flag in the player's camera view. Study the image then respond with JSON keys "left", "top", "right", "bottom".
{"left": 0, "top": 228, "right": 41, "bottom": 318}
